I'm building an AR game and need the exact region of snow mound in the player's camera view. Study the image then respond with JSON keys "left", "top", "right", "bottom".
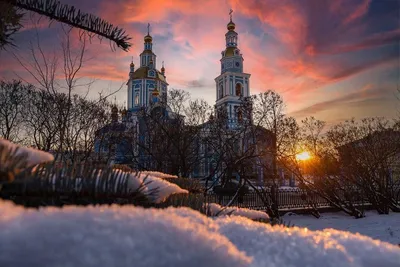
{"left": 0, "top": 138, "right": 54, "bottom": 167}
{"left": 1, "top": 201, "right": 398, "bottom": 267}
{"left": 0, "top": 201, "right": 250, "bottom": 267}
{"left": 206, "top": 203, "right": 269, "bottom": 221}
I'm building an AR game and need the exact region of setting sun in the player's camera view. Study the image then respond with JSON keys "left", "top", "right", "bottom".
{"left": 296, "top": 151, "right": 311, "bottom": 161}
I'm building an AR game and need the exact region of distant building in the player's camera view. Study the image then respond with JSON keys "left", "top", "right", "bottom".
{"left": 337, "top": 129, "right": 400, "bottom": 185}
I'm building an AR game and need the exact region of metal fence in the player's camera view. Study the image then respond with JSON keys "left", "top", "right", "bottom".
{"left": 205, "top": 187, "right": 400, "bottom": 211}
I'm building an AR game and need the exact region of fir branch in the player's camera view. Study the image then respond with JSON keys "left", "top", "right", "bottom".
{"left": 4, "top": 0, "right": 132, "bottom": 51}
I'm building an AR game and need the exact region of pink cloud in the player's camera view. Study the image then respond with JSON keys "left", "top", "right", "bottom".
{"left": 0, "top": 0, "right": 397, "bottom": 124}
{"left": 343, "top": 0, "right": 371, "bottom": 25}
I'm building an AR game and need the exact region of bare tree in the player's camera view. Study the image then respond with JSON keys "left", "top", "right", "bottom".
{"left": 13, "top": 25, "right": 121, "bottom": 163}
{"left": 0, "top": 80, "right": 31, "bottom": 142}
{"left": 328, "top": 118, "right": 400, "bottom": 214}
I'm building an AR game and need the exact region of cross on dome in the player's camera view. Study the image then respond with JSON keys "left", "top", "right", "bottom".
{"left": 227, "top": 9, "right": 236, "bottom": 31}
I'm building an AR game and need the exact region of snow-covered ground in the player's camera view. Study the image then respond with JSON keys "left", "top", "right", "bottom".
{"left": 1, "top": 200, "right": 399, "bottom": 267}
{"left": 284, "top": 211, "right": 400, "bottom": 245}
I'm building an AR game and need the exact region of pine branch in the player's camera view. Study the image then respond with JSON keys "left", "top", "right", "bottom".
{"left": 5, "top": 0, "right": 132, "bottom": 51}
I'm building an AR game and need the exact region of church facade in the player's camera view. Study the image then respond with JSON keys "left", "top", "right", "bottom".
{"left": 94, "top": 15, "right": 292, "bottom": 186}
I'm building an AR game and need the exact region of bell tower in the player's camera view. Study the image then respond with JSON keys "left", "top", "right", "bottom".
{"left": 214, "top": 10, "right": 251, "bottom": 127}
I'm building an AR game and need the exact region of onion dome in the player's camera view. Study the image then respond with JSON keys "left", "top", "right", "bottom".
{"left": 121, "top": 107, "right": 127, "bottom": 116}
{"left": 161, "top": 61, "right": 165, "bottom": 74}
{"left": 130, "top": 61, "right": 135, "bottom": 67}
{"left": 144, "top": 34, "right": 153, "bottom": 43}
{"left": 111, "top": 106, "right": 118, "bottom": 113}
{"left": 227, "top": 20, "right": 235, "bottom": 31}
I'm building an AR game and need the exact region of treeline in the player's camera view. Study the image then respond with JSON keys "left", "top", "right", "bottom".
{"left": 0, "top": 80, "right": 112, "bottom": 163}
{"left": 129, "top": 89, "right": 400, "bottom": 218}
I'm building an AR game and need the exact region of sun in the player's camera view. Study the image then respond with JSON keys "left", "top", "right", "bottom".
{"left": 296, "top": 151, "right": 311, "bottom": 161}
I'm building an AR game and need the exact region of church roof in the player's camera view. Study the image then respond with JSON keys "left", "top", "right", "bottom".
{"left": 95, "top": 122, "right": 127, "bottom": 136}
{"left": 132, "top": 66, "right": 167, "bottom": 83}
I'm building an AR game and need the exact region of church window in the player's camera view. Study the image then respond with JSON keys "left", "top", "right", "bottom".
{"left": 219, "top": 85, "right": 224, "bottom": 99}
{"left": 235, "top": 83, "right": 242, "bottom": 96}
{"left": 237, "top": 108, "right": 243, "bottom": 122}
{"left": 134, "top": 94, "right": 139, "bottom": 105}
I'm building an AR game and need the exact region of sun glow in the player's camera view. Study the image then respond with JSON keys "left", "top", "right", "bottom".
{"left": 296, "top": 151, "right": 311, "bottom": 161}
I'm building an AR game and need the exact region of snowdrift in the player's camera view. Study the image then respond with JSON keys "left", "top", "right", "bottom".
{"left": 0, "top": 200, "right": 399, "bottom": 267}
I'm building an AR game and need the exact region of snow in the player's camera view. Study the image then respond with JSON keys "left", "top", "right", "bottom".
{"left": 284, "top": 211, "right": 400, "bottom": 245}
{"left": 0, "top": 200, "right": 399, "bottom": 267}
{"left": 0, "top": 138, "right": 54, "bottom": 167}
{"left": 140, "top": 171, "right": 178, "bottom": 179}
{"left": 206, "top": 203, "right": 269, "bottom": 221}
{"left": 134, "top": 171, "right": 188, "bottom": 203}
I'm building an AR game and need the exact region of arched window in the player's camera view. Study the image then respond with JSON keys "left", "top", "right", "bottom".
{"left": 134, "top": 94, "right": 139, "bottom": 105}
{"left": 219, "top": 85, "right": 224, "bottom": 99}
{"left": 235, "top": 83, "right": 242, "bottom": 96}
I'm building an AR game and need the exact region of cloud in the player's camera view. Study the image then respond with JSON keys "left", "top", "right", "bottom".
{"left": 289, "top": 83, "right": 390, "bottom": 118}
{"left": 0, "top": 0, "right": 398, "bottom": 124}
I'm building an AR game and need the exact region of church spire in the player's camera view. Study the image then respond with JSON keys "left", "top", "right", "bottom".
{"left": 228, "top": 9, "right": 235, "bottom": 30}
{"left": 144, "top": 23, "right": 153, "bottom": 51}
{"left": 220, "top": 9, "right": 244, "bottom": 73}
{"left": 225, "top": 9, "right": 237, "bottom": 48}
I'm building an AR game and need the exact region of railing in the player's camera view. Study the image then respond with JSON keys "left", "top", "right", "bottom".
{"left": 205, "top": 187, "right": 400, "bottom": 211}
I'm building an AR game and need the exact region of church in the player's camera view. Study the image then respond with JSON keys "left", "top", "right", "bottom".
{"left": 94, "top": 13, "right": 284, "bottom": 186}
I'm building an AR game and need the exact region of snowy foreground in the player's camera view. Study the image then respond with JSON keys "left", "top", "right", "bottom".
{"left": 1, "top": 201, "right": 399, "bottom": 267}
{"left": 285, "top": 211, "right": 400, "bottom": 245}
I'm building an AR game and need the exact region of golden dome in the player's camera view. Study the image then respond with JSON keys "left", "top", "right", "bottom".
{"left": 121, "top": 108, "right": 127, "bottom": 116}
{"left": 224, "top": 47, "right": 236, "bottom": 57}
{"left": 152, "top": 86, "right": 159, "bottom": 96}
{"left": 132, "top": 67, "right": 168, "bottom": 83}
{"left": 144, "top": 34, "right": 153, "bottom": 43}
{"left": 111, "top": 106, "right": 118, "bottom": 113}
{"left": 161, "top": 66, "right": 165, "bottom": 72}
{"left": 130, "top": 62, "right": 135, "bottom": 67}
{"left": 227, "top": 20, "right": 235, "bottom": 31}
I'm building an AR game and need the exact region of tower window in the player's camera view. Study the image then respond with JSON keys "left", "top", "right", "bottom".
{"left": 134, "top": 94, "right": 139, "bottom": 105}
{"left": 238, "top": 109, "right": 243, "bottom": 122}
{"left": 219, "top": 85, "right": 224, "bottom": 99}
{"left": 235, "top": 83, "right": 242, "bottom": 96}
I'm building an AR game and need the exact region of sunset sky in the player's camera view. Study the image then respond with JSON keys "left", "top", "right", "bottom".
{"left": 0, "top": 0, "right": 398, "bottom": 125}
